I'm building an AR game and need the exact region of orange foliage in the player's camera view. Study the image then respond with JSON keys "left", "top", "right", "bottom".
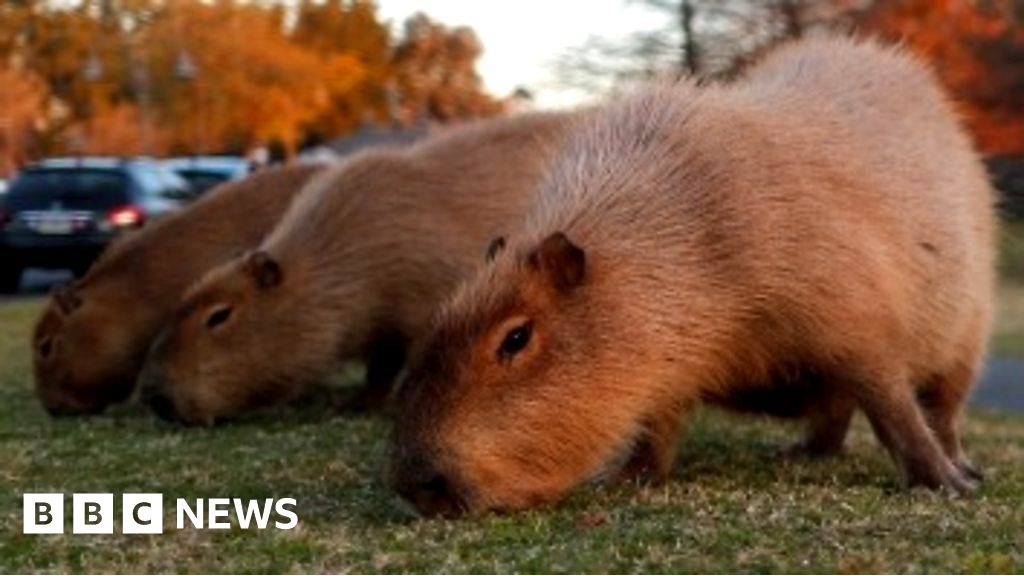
{"left": 76, "top": 103, "right": 169, "bottom": 157}
{"left": 0, "top": 64, "right": 48, "bottom": 177}
{"left": 143, "top": 1, "right": 364, "bottom": 155}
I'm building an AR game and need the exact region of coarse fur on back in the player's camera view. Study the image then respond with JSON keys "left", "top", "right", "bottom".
{"left": 391, "top": 36, "right": 995, "bottom": 515}
{"left": 139, "top": 111, "right": 581, "bottom": 425}
{"left": 32, "top": 164, "right": 323, "bottom": 415}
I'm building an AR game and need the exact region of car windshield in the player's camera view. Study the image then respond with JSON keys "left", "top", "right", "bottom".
{"left": 6, "top": 168, "right": 130, "bottom": 211}
{"left": 174, "top": 169, "right": 234, "bottom": 194}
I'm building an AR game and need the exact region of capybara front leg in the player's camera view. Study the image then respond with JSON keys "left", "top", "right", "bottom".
{"left": 340, "top": 334, "right": 407, "bottom": 414}
{"left": 850, "top": 365, "right": 977, "bottom": 494}
{"left": 919, "top": 360, "right": 982, "bottom": 481}
{"left": 797, "top": 391, "right": 856, "bottom": 457}
{"left": 617, "top": 403, "right": 685, "bottom": 485}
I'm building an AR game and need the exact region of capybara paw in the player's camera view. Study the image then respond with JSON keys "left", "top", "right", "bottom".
{"left": 908, "top": 465, "right": 979, "bottom": 496}
{"left": 956, "top": 460, "right": 985, "bottom": 483}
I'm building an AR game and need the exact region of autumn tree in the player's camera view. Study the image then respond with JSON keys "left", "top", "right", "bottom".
{"left": 391, "top": 13, "right": 504, "bottom": 123}
{"left": 292, "top": 0, "right": 392, "bottom": 142}
{"left": 0, "top": 63, "right": 49, "bottom": 176}
{"left": 142, "top": 1, "right": 364, "bottom": 155}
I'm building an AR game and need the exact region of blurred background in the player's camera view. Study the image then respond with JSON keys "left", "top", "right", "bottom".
{"left": 0, "top": 0, "right": 1021, "bottom": 296}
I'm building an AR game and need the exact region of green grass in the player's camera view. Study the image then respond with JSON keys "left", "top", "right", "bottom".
{"left": 996, "top": 221, "right": 1024, "bottom": 356}
{"left": 0, "top": 223, "right": 1022, "bottom": 573}
{"left": 0, "top": 301, "right": 1022, "bottom": 573}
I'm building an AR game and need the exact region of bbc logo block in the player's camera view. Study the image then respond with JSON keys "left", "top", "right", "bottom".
{"left": 123, "top": 493, "right": 164, "bottom": 534}
{"left": 24, "top": 493, "right": 163, "bottom": 534}
{"left": 23, "top": 493, "right": 63, "bottom": 534}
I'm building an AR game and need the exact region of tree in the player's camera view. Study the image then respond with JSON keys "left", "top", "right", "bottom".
{"left": 391, "top": 13, "right": 504, "bottom": 123}
{"left": 0, "top": 63, "right": 49, "bottom": 176}
{"left": 141, "top": 1, "right": 364, "bottom": 155}
{"left": 292, "top": 0, "right": 393, "bottom": 142}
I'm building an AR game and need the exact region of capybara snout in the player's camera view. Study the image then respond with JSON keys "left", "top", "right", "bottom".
{"left": 33, "top": 297, "right": 137, "bottom": 416}
{"left": 390, "top": 441, "right": 468, "bottom": 518}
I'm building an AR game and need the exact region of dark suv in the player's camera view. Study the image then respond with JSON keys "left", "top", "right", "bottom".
{"left": 0, "top": 158, "right": 193, "bottom": 292}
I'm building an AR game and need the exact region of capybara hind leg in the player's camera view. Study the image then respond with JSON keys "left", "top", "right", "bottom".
{"left": 919, "top": 360, "right": 982, "bottom": 481}
{"left": 796, "top": 392, "right": 856, "bottom": 458}
{"left": 849, "top": 364, "right": 976, "bottom": 494}
{"left": 339, "top": 335, "right": 406, "bottom": 413}
{"left": 617, "top": 404, "right": 685, "bottom": 485}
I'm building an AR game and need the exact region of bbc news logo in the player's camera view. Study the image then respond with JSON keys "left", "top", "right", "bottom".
{"left": 23, "top": 493, "right": 298, "bottom": 534}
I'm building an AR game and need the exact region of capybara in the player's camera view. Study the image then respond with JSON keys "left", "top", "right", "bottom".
{"left": 390, "top": 36, "right": 996, "bottom": 515}
{"left": 32, "top": 164, "right": 323, "bottom": 415}
{"left": 139, "top": 111, "right": 579, "bottom": 425}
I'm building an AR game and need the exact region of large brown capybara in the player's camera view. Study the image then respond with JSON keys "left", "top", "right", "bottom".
{"left": 390, "top": 37, "right": 996, "bottom": 515}
{"left": 32, "top": 164, "right": 324, "bottom": 415}
{"left": 139, "top": 112, "right": 580, "bottom": 425}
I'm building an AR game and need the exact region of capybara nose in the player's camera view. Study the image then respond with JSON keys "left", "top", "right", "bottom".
{"left": 146, "top": 390, "right": 177, "bottom": 422}
{"left": 393, "top": 453, "right": 464, "bottom": 517}
{"left": 38, "top": 388, "right": 101, "bottom": 417}
{"left": 139, "top": 370, "right": 178, "bottom": 422}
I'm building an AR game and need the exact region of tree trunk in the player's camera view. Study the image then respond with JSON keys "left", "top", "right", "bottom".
{"left": 680, "top": 0, "right": 700, "bottom": 75}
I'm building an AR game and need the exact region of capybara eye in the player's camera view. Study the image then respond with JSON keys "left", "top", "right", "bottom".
{"left": 37, "top": 336, "right": 53, "bottom": 360}
{"left": 205, "top": 305, "right": 234, "bottom": 330}
{"left": 498, "top": 322, "right": 533, "bottom": 361}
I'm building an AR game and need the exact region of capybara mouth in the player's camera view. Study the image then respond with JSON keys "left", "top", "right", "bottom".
{"left": 395, "top": 474, "right": 468, "bottom": 518}
{"left": 137, "top": 364, "right": 185, "bottom": 424}
{"left": 391, "top": 449, "right": 470, "bottom": 517}
{"left": 37, "top": 377, "right": 118, "bottom": 417}
{"left": 145, "top": 390, "right": 180, "bottom": 423}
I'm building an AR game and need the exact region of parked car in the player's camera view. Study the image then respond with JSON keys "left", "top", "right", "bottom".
{"left": 163, "top": 156, "right": 250, "bottom": 196}
{"left": 0, "top": 157, "right": 193, "bottom": 293}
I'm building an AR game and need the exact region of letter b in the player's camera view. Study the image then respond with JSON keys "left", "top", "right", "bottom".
{"left": 73, "top": 494, "right": 113, "bottom": 534}
{"left": 23, "top": 494, "right": 63, "bottom": 534}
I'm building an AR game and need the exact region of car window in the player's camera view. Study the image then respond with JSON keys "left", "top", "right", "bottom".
{"left": 6, "top": 169, "right": 131, "bottom": 211}
{"left": 174, "top": 170, "right": 234, "bottom": 195}
{"left": 153, "top": 165, "right": 195, "bottom": 199}
{"left": 132, "top": 165, "right": 193, "bottom": 200}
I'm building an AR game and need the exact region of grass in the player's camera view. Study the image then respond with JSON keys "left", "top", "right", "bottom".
{"left": 995, "top": 221, "right": 1024, "bottom": 356}
{"left": 0, "top": 223, "right": 1021, "bottom": 573}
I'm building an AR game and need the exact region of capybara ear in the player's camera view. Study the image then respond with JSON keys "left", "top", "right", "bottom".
{"left": 245, "top": 251, "right": 283, "bottom": 290}
{"left": 530, "top": 232, "right": 585, "bottom": 291}
{"left": 52, "top": 282, "right": 83, "bottom": 315}
{"left": 486, "top": 236, "right": 506, "bottom": 262}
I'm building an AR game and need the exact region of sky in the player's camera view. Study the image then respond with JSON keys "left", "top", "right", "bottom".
{"left": 376, "top": 1, "right": 667, "bottom": 108}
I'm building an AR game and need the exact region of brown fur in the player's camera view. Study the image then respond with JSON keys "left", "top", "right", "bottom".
{"left": 32, "top": 164, "right": 323, "bottom": 414}
{"left": 139, "top": 112, "right": 580, "bottom": 425}
{"left": 390, "top": 36, "right": 996, "bottom": 515}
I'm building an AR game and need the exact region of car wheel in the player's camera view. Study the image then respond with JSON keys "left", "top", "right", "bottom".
{"left": 0, "top": 266, "right": 22, "bottom": 294}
